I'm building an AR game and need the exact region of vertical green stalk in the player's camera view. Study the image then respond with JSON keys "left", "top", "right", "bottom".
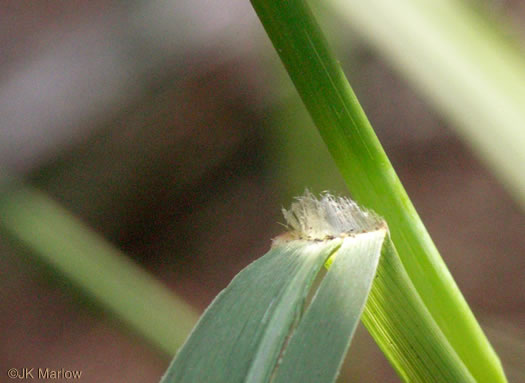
{"left": 249, "top": 0, "right": 505, "bottom": 381}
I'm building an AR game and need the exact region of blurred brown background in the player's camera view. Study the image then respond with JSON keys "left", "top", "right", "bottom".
{"left": 1, "top": 0, "right": 524, "bottom": 382}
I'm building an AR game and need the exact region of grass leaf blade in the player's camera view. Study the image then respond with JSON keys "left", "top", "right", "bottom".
{"left": 160, "top": 240, "right": 341, "bottom": 383}
{"left": 363, "top": 237, "right": 474, "bottom": 382}
{"left": 272, "top": 230, "right": 385, "bottom": 383}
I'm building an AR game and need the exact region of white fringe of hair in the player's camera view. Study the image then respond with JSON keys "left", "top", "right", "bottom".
{"left": 280, "top": 191, "right": 385, "bottom": 241}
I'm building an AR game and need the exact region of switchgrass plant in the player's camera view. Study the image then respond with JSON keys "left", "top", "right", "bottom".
{"left": 0, "top": 0, "right": 515, "bottom": 381}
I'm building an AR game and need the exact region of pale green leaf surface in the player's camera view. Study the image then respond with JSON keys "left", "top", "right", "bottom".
{"left": 272, "top": 230, "right": 385, "bottom": 383}
{"left": 160, "top": 239, "right": 342, "bottom": 383}
{"left": 161, "top": 192, "right": 389, "bottom": 383}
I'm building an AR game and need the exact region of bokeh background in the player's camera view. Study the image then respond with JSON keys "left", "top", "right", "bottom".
{"left": 1, "top": 0, "right": 524, "bottom": 382}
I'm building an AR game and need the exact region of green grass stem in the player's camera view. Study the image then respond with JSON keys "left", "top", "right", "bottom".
{"left": 249, "top": 0, "right": 506, "bottom": 381}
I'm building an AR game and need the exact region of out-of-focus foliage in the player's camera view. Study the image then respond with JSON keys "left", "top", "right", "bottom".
{"left": 329, "top": 0, "right": 525, "bottom": 210}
